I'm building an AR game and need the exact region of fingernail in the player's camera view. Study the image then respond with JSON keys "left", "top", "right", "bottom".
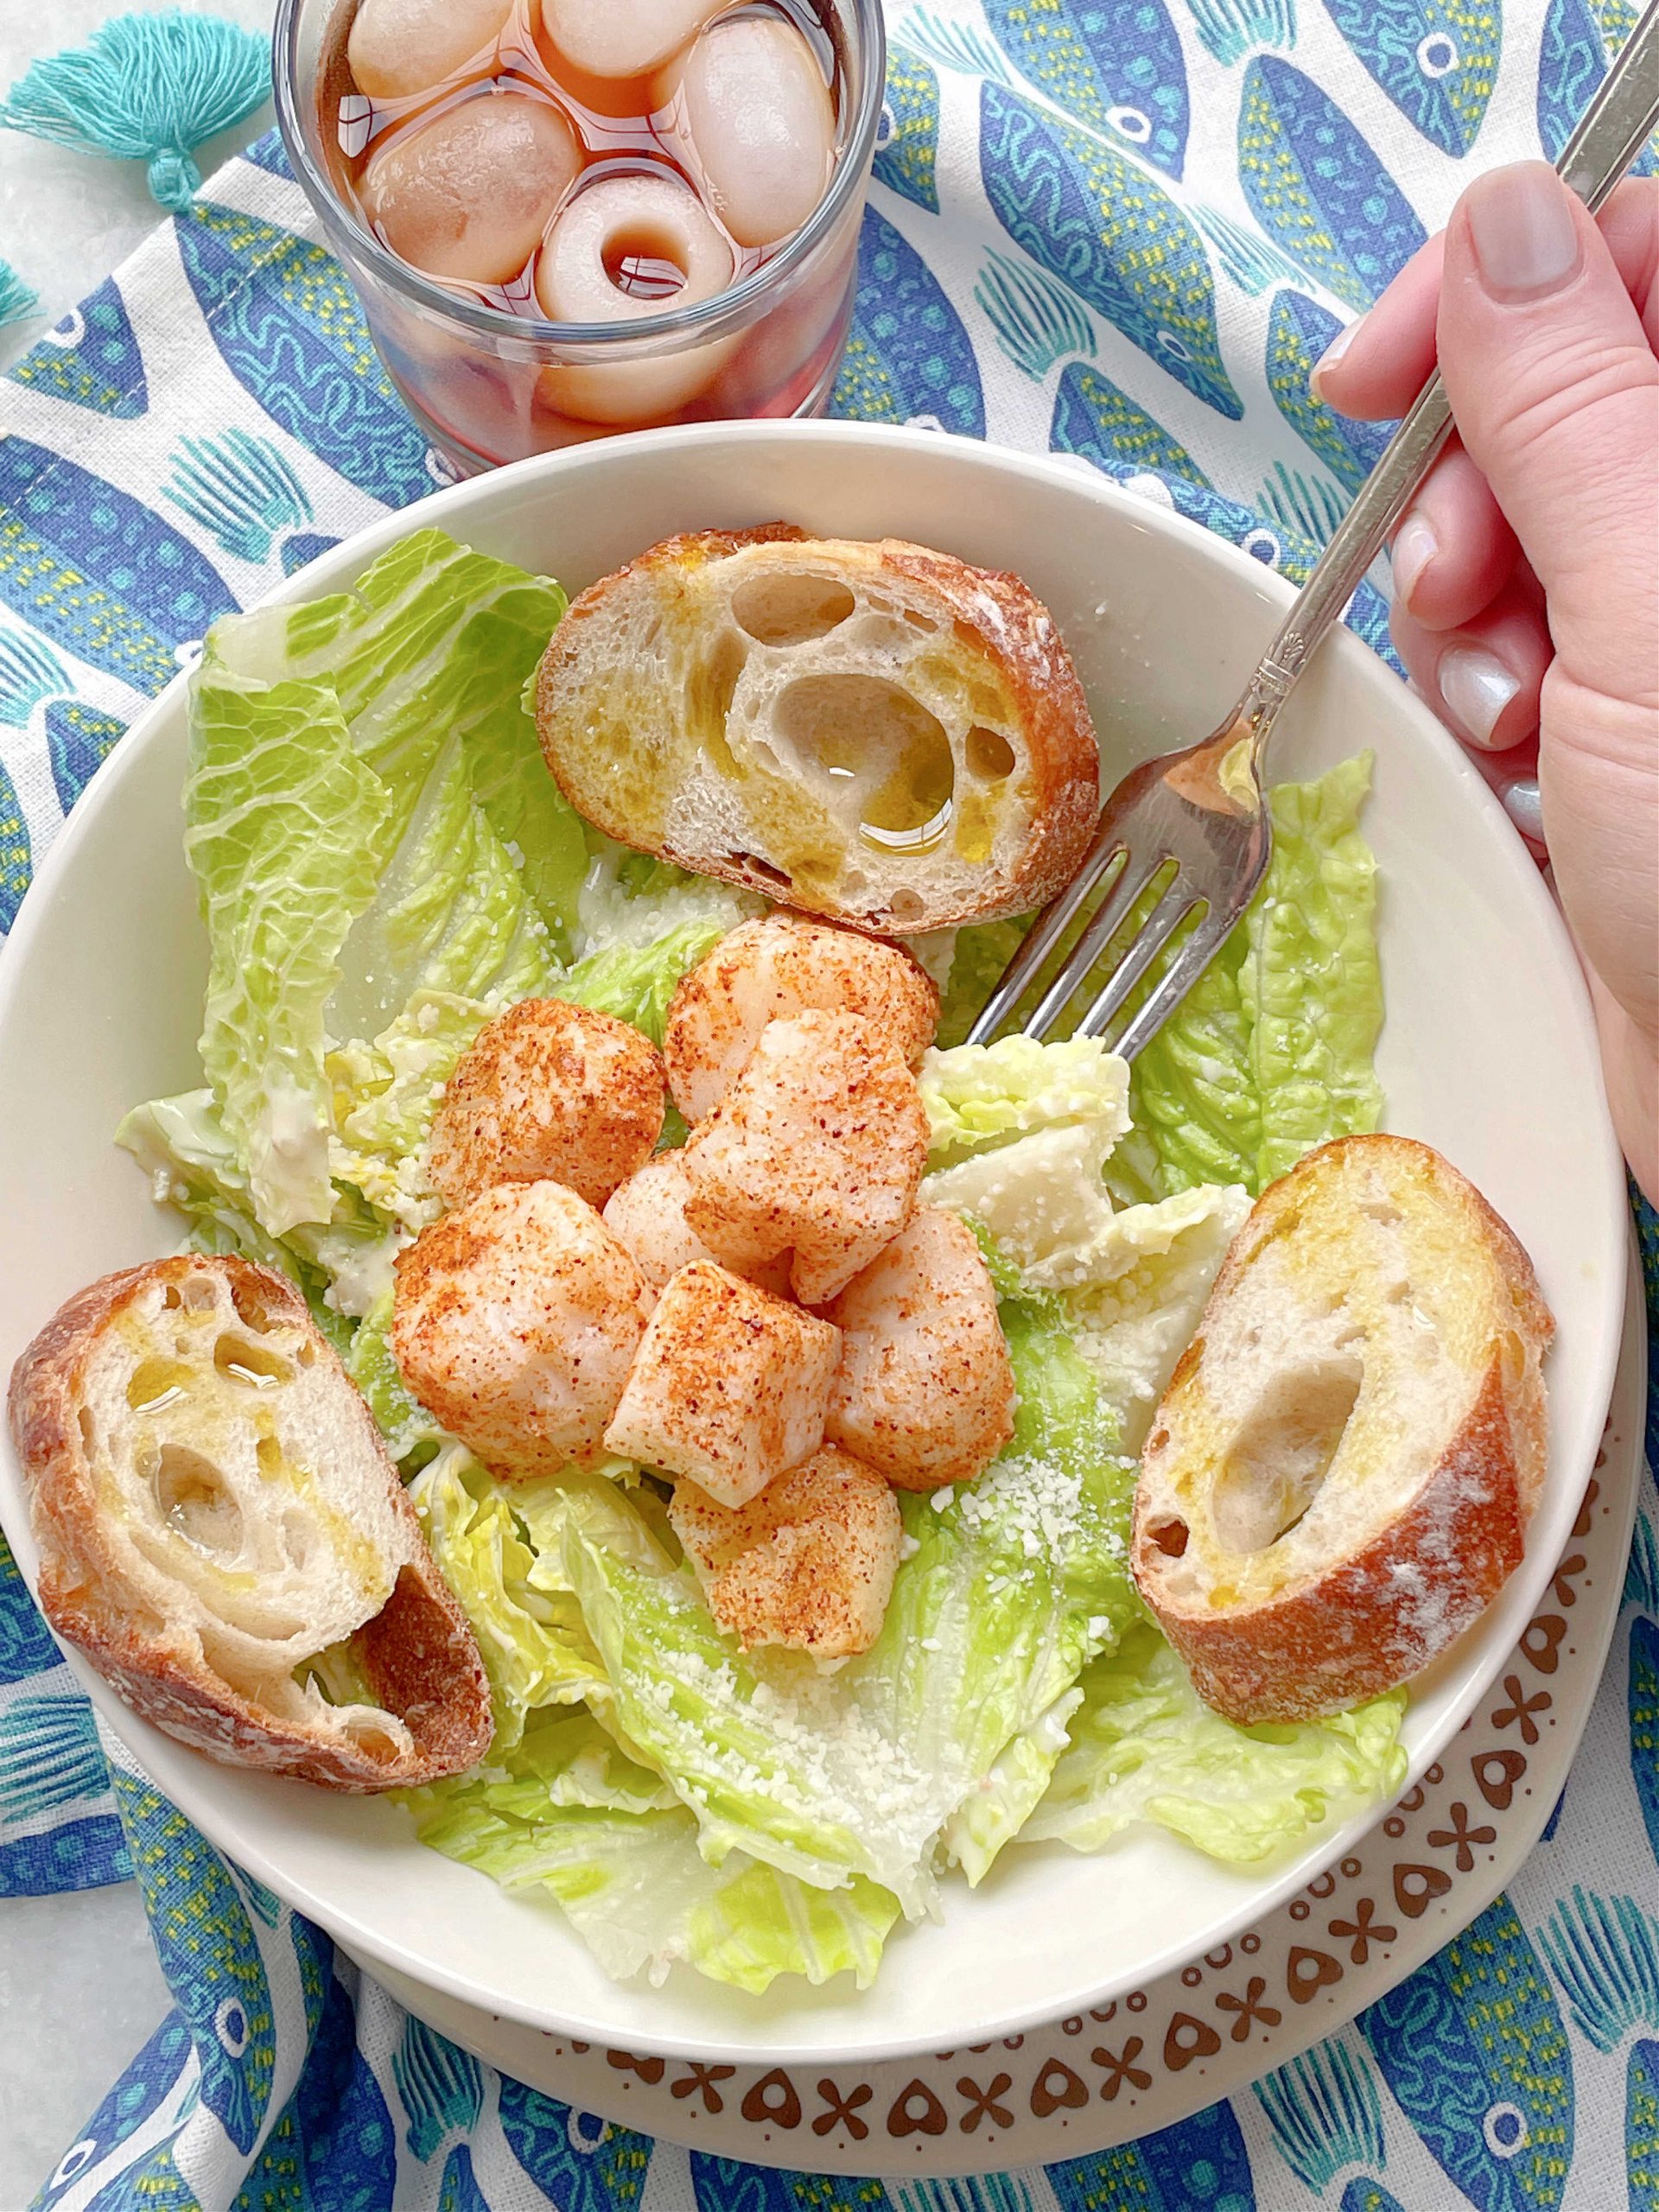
{"left": 1501, "top": 774, "right": 1546, "bottom": 845}
{"left": 1310, "top": 312, "right": 1363, "bottom": 395}
{"left": 1439, "top": 644, "right": 1522, "bottom": 746}
{"left": 1391, "top": 512, "right": 1438, "bottom": 609}
{"left": 1465, "top": 164, "right": 1582, "bottom": 300}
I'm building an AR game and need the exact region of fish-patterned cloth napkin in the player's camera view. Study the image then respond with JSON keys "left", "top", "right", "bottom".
{"left": 2, "top": 1, "right": 1656, "bottom": 2202}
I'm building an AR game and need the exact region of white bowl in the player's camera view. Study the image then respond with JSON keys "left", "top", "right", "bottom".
{"left": 0, "top": 422, "right": 1625, "bottom": 2065}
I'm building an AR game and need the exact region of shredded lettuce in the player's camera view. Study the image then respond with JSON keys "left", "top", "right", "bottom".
{"left": 921, "top": 1034, "right": 1130, "bottom": 1166}
{"left": 1024, "top": 1624, "right": 1407, "bottom": 1862}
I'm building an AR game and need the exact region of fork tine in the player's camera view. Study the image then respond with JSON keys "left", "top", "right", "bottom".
{"left": 1110, "top": 910, "right": 1236, "bottom": 1060}
{"left": 1024, "top": 848, "right": 1163, "bottom": 1040}
{"left": 1073, "top": 874, "right": 1202, "bottom": 1039}
{"left": 962, "top": 824, "right": 1127, "bottom": 1044}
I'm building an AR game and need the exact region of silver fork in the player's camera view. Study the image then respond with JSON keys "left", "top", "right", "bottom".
{"left": 967, "top": 0, "right": 1659, "bottom": 1058}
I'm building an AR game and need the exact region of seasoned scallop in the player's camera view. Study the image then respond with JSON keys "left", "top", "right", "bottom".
{"left": 670, "top": 1446, "right": 904, "bottom": 1658}
{"left": 664, "top": 912, "right": 938, "bottom": 1123}
{"left": 359, "top": 94, "right": 581, "bottom": 286}
{"left": 427, "top": 998, "right": 664, "bottom": 1212}
{"left": 602, "top": 1259, "right": 838, "bottom": 1507}
{"left": 825, "top": 1205, "right": 1014, "bottom": 1490}
{"left": 680, "top": 1010, "right": 931, "bottom": 1306}
{"left": 601, "top": 1152, "right": 791, "bottom": 1300}
{"left": 391, "top": 1181, "right": 650, "bottom": 1477}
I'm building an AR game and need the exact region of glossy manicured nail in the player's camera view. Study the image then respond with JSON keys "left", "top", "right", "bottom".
{"left": 1502, "top": 774, "right": 1546, "bottom": 845}
{"left": 1391, "top": 512, "right": 1438, "bottom": 609}
{"left": 1311, "top": 311, "right": 1363, "bottom": 394}
{"left": 1439, "top": 643, "right": 1522, "bottom": 745}
{"left": 1465, "top": 164, "right": 1582, "bottom": 300}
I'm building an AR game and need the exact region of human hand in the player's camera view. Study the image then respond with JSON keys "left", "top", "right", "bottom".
{"left": 1313, "top": 164, "right": 1658, "bottom": 1203}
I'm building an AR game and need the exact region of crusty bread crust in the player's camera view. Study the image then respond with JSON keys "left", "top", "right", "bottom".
{"left": 534, "top": 524, "right": 1100, "bottom": 933}
{"left": 8, "top": 1256, "right": 492, "bottom": 1792}
{"left": 1132, "top": 1135, "right": 1554, "bottom": 1726}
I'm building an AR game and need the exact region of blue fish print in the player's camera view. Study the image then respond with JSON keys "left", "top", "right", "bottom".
{"left": 1047, "top": 2097, "right": 1255, "bottom": 2209}
{"left": 1052, "top": 359, "right": 1211, "bottom": 480}
{"left": 1324, "top": 0, "right": 1501, "bottom": 156}
{"left": 1185, "top": 0, "right": 1296, "bottom": 67}
{"left": 977, "top": 248, "right": 1096, "bottom": 379}
{"left": 32, "top": 2014, "right": 192, "bottom": 2206}
{"left": 394, "top": 2013, "right": 484, "bottom": 2158}
{"left": 0, "top": 625, "right": 65, "bottom": 728}
{"left": 175, "top": 200, "right": 434, "bottom": 510}
{"left": 293, "top": 1913, "right": 333, "bottom": 2039}
{"left": 982, "top": 0, "right": 1191, "bottom": 179}
{"left": 111, "top": 1769, "right": 275, "bottom": 2153}
{"left": 1238, "top": 58, "right": 1427, "bottom": 309}
{"left": 0, "top": 438, "right": 236, "bottom": 695}
{"left": 0, "top": 1694, "right": 106, "bottom": 1821}
{"left": 0, "top": 1529, "right": 60, "bottom": 1681}
{"left": 830, "top": 207, "right": 986, "bottom": 435}
{"left": 1539, "top": 0, "right": 1658, "bottom": 170}
{"left": 500, "top": 2079, "right": 652, "bottom": 2212}
{"left": 229, "top": 1954, "right": 396, "bottom": 2212}
{"left": 162, "top": 427, "right": 315, "bottom": 568}
{"left": 282, "top": 530, "right": 344, "bottom": 579}
{"left": 1361, "top": 1893, "right": 1574, "bottom": 2211}
{"left": 1266, "top": 289, "right": 1390, "bottom": 491}
{"left": 8, "top": 277, "right": 147, "bottom": 417}
{"left": 1255, "top": 2039, "right": 1403, "bottom": 2206}
{"left": 0, "top": 1808, "right": 130, "bottom": 1894}
{"left": 47, "top": 700, "right": 127, "bottom": 814}
{"left": 228, "top": 1863, "right": 283, "bottom": 1927}
{"left": 1537, "top": 1887, "right": 1659, "bottom": 2211}
{"left": 243, "top": 125, "right": 296, "bottom": 181}
{"left": 979, "top": 79, "right": 1243, "bottom": 416}
{"left": 1259, "top": 458, "right": 1349, "bottom": 544}
{"left": 83, "top": 2133, "right": 199, "bottom": 2212}
{"left": 1629, "top": 1510, "right": 1659, "bottom": 1614}
{"left": 1193, "top": 204, "right": 1304, "bottom": 296}
{"left": 0, "top": 758, "right": 29, "bottom": 937}
{"left": 1631, "top": 1614, "right": 1659, "bottom": 1865}
{"left": 874, "top": 48, "right": 941, "bottom": 213}
{"left": 440, "top": 2144, "right": 491, "bottom": 2212}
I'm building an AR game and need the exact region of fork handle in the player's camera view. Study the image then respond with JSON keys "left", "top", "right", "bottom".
{"left": 1230, "top": 0, "right": 1659, "bottom": 754}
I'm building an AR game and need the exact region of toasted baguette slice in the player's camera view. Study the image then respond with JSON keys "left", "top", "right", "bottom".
{"left": 7, "top": 1255, "right": 492, "bottom": 1791}
{"left": 1131, "top": 1135, "right": 1554, "bottom": 1725}
{"left": 534, "top": 524, "right": 1100, "bottom": 933}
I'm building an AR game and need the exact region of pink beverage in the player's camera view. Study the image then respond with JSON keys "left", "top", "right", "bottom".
{"left": 293, "top": 0, "right": 876, "bottom": 464}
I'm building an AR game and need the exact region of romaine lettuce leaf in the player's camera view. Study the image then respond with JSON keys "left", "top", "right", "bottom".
{"left": 920, "top": 1035, "right": 1130, "bottom": 1167}
{"left": 407, "top": 1449, "right": 607, "bottom": 1748}
{"left": 184, "top": 648, "right": 391, "bottom": 1235}
{"left": 1129, "top": 757, "right": 1382, "bottom": 1197}
{"left": 328, "top": 991, "right": 493, "bottom": 1232}
{"left": 931, "top": 916, "right": 1030, "bottom": 1049}
{"left": 575, "top": 839, "right": 758, "bottom": 962}
{"left": 539, "top": 1287, "right": 1135, "bottom": 1913}
{"left": 410, "top": 1732, "right": 899, "bottom": 1993}
{"left": 1023, "top": 1624, "right": 1407, "bottom": 1862}
{"left": 554, "top": 917, "right": 734, "bottom": 1048}
{"left": 114, "top": 1090, "right": 391, "bottom": 1351}
{"left": 344, "top": 1294, "right": 447, "bottom": 1464}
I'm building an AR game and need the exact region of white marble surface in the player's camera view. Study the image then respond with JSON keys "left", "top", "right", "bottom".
{"left": 0, "top": 9, "right": 277, "bottom": 2194}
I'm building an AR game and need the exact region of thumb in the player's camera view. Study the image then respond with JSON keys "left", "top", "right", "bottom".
{"left": 1435, "top": 162, "right": 1658, "bottom": 712}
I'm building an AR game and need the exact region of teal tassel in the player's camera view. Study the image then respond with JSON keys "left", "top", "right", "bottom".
{"left": 0, "top": 11, "right": 270, "bottom": 213}
{"left": 0, "top": 259, "right": 37, "bottom": 329}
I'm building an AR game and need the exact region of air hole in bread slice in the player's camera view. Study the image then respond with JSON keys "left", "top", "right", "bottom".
{"left": 733, "top": 850, "right": 793, "bottom": 890}
{"left": 966, "top": 726, "right": 1017, "bottom": 781}
{"left": 1211, "top": 1357, "right": 1363, "bottom": 1554}
{"left": 730, "top": 572, "right": 856, "bottom": 646}
{"left": 887, "top": 889, "right": 926, "bottom": 925}
{"left": 213, "top": 1334, "right": 292, "bottom": 1390}
{"left": 772, "top": 674, "right": 956, "bottom": 855}
{"left": 153, "top": 1442, "right": 244, "bottom": 1556}
{"left": 1147, "top": 1515, "right": 1189, "bottom": 1558}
